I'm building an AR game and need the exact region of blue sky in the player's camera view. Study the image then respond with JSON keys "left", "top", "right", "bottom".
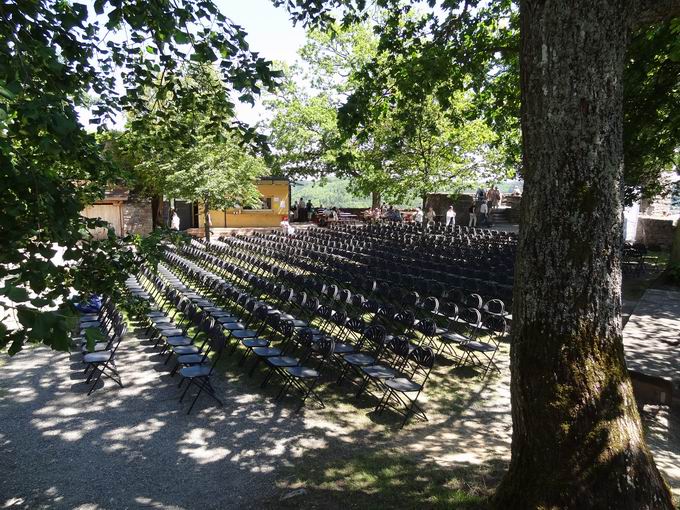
{"left": 79, "top": 0, "right": 306, "bottom": 129}
{"left": 216, "top": 0, "right": 305, "bottom": 66}
{"left": 215, "top": 0, "right": 307, "bottom": 124}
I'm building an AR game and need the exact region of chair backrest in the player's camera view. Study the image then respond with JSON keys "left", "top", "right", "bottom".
{"left": 315, "top": 335, "right": 336, "bottom": 363}
{"left": 361, "top": 324, "right": 386, "bottom": 350}
{"left": 422, "top": 296, "right": 439, "bottom": 314}
{"left": 482, "top": 315, "right": 507, "bottom": 343}
{"left": 404, "top": 345, "right": 435, "bottom": 387}
{"left": 483, "top": 298, "right": 505, "bottom": 316}
{"left": 416, "top": 318, "right": 437, "bottom": 337}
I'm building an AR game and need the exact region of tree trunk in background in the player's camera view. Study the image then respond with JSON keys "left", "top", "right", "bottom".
{"left": 371, "top": 191, "right": 381, "bottom": 209}
{"left": 151, "top": 195, "right": 163, "bottom": 228}
{"left": 204, "top": 199, "right": 211, "bottom": 244}
{"left": 494, "top": 1, "right": 673, "bottom": 508}
{"left": 670, "top": 220, "right": 680, "bottom": 264}
{"left": 421, "top": 194, "right": 427, "bottom": 210}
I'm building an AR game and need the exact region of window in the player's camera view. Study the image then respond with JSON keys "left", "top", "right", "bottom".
{"left": 243, "top": 197, "right": 272, "bottom": 210}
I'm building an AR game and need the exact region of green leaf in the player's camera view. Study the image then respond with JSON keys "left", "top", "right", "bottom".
{"left": 84, "top": 327, "right": 105, "bottom": 352}
{"left": 174, "top": 30, "right": 190, "bottom": 45}
{"left": 6, "top": 287, "right": 30, "bottom": 303}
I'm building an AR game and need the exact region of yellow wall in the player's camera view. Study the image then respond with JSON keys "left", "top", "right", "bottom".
{"left": 197, "top": 180, "right": 290, "bottom": 229}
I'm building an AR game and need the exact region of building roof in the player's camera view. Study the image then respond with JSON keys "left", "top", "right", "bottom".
{"left": 257, "top": 176, "right": 289, "bottom": 183}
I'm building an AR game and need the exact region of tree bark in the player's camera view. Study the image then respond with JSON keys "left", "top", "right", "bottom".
{"left": 371, "top": 190, "right": 381, "bottom": 209}
{"left": 151, "top": 194, "right": 163, "bottom": 228}
{"left": 493, "top": 1, "right": 673, "bottom": 508}
{"left": 204, "top": 199, "right": 211, "bottom": 244}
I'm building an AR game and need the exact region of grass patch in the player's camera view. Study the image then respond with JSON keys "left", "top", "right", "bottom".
{"left": 268, "top": 452, "right": 500, "bottom": 509}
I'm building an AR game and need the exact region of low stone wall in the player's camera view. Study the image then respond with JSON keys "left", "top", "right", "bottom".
{"left": 635, "top": 217, "right": 675, "bottom": 249}
{"left": 122, "top": 199, "right": 153, "bottom": 236}
{"left": 503, "top": 195, "right": 522, "bottom": 223}
{"left": 424, "top": 193, "right": 473, "bottom": 223}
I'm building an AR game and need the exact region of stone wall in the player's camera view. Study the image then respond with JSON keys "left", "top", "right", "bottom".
{"left": 424, "top": 193, "right": 473, "bottom": 223}
{"left": 503, "top": 195, "right": 522, "bottom": 223}
{"left": 635, "top": 217, "right": 675, "bottom": 249}
{"left": 122, "top": 198, "right": 153, "bottom": 236}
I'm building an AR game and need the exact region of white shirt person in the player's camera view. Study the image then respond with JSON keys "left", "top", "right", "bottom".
{"left": 446, "top": 206, "right": 456, "bottom": 226}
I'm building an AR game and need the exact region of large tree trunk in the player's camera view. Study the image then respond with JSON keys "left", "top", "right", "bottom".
{"left": 371, "top": 191, "right": 381, "bottom": 209}
{"left": 494, "top": 1, "right": 673, "bottom": 508}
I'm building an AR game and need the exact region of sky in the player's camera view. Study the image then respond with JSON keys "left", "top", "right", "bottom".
{"left": 78, "top": 0, "right": 306, "bottom": 129}
{"left": 215, "top": 0, "right": 307, "bottom": 125}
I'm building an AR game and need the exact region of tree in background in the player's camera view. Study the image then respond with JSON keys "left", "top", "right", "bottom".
{"left": 277, "top": 0, "right": 680, "bottom": 507}
{"left": 164, "top": 135, "right": 265, "bottom": 242}
{"left": 267, "top": 20, "right": 509, "bottom": 208}
{"left": 0, "top": 1, "right": 279, "bottom": 354}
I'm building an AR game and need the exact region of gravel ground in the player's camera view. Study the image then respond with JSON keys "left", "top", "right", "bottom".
{"left": 0, "top": 330, "right": 334, "bottom": 510}
{"left": 0, "top": 326, "right": 678, "bottom": 509}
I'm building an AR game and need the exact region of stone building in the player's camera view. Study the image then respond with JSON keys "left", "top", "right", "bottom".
{"left": 81, "top": 188, "right": 153, "bottom": 238}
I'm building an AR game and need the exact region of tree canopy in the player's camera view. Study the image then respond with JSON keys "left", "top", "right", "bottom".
{"left": 0, "top": 1, "right": 279, "bottom": 353}
{"left": 275, "top": 0, "right": 679, "bottom": 201}
{"left": 266, "top": 19, "right": 511, "bottom": 207}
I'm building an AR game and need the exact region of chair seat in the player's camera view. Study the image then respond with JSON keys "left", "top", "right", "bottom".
{"left": 286, "top": 366, "right": 318, "bottom": 378}
{"left": 176, "top": 354, "right": 206, "bottom": 364}
{"left": 441, "top": 332, "right": 467, "bottom": 343}
{"left": 173, "top": 345, "right": 200, "bottom": 355}
{"left": 167, "top": 336, "right": 192, "bottom": 346}
{"left": 290, "top": 320, "right": 308, "bottom": 328}
{"left": 179, "top": 365, "right": 212, "bottom": 378}
{"left": 222, "top": 322, "right": 246, "bottom": 330}
{"left": 80, "top": 320, "right": 101, "bottom": 329}
{"left": 267, "top": 356, "right": 299, "bottom": 367}
{"left": 333, "top": 342, "right": 355, "bottom": 354}
{"left": 460, "top": 341, "right": 495, "bottom": 352}
{"left": 386, "top": 377, "right": 422, "bottom": 393}
{"left": 147, "top": 311, "right": 166, "bottom": 318}
{"left": 232, "top": 329, "right": 258, "bottom": 339}
{"left": 155, "top": 322, "right": 179, "bottom": 330}
{"left": 252, "top": 346, "right": 283, "bottom": 357}
{"left": 211, "top": 311, "right": 234, "bottom": 318}
{"left": 81, "top": 342, "right": 109, "bottom": 353}
{"left": 80, "top": 313, "right": 100, "bottom": 321}
{"left": 343, "top": 353, "right": 375, "bottom": 366}
{"left": 83, "top": 351, "right": 113, "bottom": 363}
{"left": 361, "top": 364, "right": 399, "bottom": 380}
{"left": 203, "top": 306, "right": 223, "bottom": 312}
{"left": 242, "top": 338, "right": 269, "bottom": 348}
{"left": 161, "top": 329, "right": 184, "bottom": 337}
{"left": 217, "top": 316, "right": 240, "bottom": 324}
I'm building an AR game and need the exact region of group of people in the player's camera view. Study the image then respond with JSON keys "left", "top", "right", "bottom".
{"left": 469, "top": 186, "right": 502, "bottom": 227}
{"left": 291, "top": 198, "right": 315, "bottom": 222}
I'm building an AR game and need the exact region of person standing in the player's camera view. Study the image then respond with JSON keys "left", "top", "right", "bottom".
{"left": 414, "top": 207, "right": 424, "bottom": 225}
{"left": 480, "top": 200, "right": 489, "bottom": 226}
{"left": 446, "top": 206, "right": 456, "bottom": 227}
{"left": 170, "top": 208, "right": 180, "bottom": 230}
{"left": 298, "top": 197, "right": 306, "bottom": 222}
{"left": 425, "top": 206, "right": 436, "bottom": 228}
{"left": 468, "top": 204, "right": 477, "bottom": 227}
{"left": 306, "top": 199, "right": 313, "bottom": 220}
